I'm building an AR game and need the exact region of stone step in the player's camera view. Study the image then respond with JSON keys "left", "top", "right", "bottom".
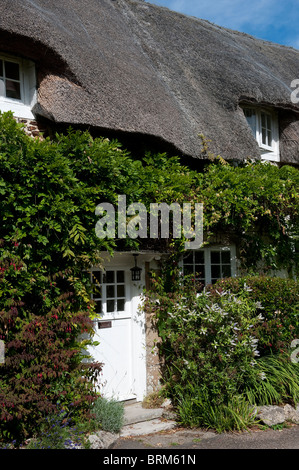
{"left": 123, "top": 402, "right": 164, "bottom": 425}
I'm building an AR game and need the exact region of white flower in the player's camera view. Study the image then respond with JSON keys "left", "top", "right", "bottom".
{"left": 255, "top": 302, "right": 264, "bottom": 309}
{"left": 243, "top": 283, "right": 252, "bottom": 292}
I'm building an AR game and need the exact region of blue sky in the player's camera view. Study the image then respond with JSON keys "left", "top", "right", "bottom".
{"left": 146, "top": 0, "right": 299, "bottom": 50}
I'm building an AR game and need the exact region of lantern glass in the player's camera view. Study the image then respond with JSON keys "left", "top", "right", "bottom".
{"left": 131, "top": 255, "right": 142, "bottom": 281}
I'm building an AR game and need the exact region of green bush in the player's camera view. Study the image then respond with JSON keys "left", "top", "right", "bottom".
{"left": 147, "top": 281, "right": 263, "bottom": 411}
{"left": 214, "top": 276, "right": 299, "bottom": 356}
{"left": 92, "top": 397, "right": 124, "bottom": 433}
{"left": 26, "top": 407, "right": 87, "bottom": 449}
{"left": 146, "top": 274, "right": 299, "bottom": 430}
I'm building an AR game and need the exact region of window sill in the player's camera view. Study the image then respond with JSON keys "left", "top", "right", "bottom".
{"left": 260, "top": 152, "right": 280, "bottom": 163}
{"left": 0, "top": 100, "right": 35, "bottom": 119}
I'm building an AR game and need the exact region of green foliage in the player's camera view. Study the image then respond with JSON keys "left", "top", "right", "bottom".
{"left": 0, "top": 112, "right": 198, "bottom": 442}
{"left": 92, "top": 397, "right": 124, "bottom": 433}
{"left": 145, "top": 273, "right": 299, "bottom": 431}
{"left": 214, "top": 276, "right": 299, "bottom": 356}
{"left": 26, "top": 407, "right": 89, "bottom": 449}
{"left": 145, "top": 279, "right": 263, "bottom": 406}
{"left": 195, "top": 161, "right": 299, "bottom": 275}
{"left": 0, "top": 111, "right": 298, "bottom": 439}
{"left": 242, "top": 353, "right": 299, "bottom": 406}
{"left": 175, "top": 386, "right": 258, "bottom": 432}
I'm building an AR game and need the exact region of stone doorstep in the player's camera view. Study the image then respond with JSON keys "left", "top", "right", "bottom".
{"left": 123, "top": 402, "right": 165, "bottom": 425}
{"left": 88, "top": 403, "right": 177, "bottom": 448}
{"left": 120, "top": 401, "right": 178, "bottom": 437}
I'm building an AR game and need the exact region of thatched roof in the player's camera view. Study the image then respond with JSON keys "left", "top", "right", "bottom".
{"left": 1, "top": 0, "right": 299, "bottom": 163}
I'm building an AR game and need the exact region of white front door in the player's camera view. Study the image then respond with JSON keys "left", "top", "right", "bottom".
{"left": 88, "top": 266, "right": 145, "bottom": 401}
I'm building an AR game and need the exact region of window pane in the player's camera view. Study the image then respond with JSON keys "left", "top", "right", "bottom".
{"left": 107, "top": 285, "right": 115, "bottom": 298}
{"left": 222, "top": 265, "right": 231, "bottom": 278}
{"left": 211, "top": 265, "right": 221, "bottom": 279}
{"left": 184, "top": 265, "right": 193, "bottom": 277}
{"left": 221, "top": 251, "right": 231, "bottom": 264}
{"left": 92, "top": 271, "right": 102, "bottom": 285}
{"left": 95, "top": 300, "right": 102, "bottom": 314}
{"left": 267, "top": 115, "right": 272, "bottom": 129}
{"left": 104, "top": 271, "right": 114, "bottom": 283}
{"left": 211, "top": 251, "right": 220, "bottom": 264}
{"left": 117, "top": 271, "right": 124, "bottom": 283}
{"left": 5, "top": 80, "right": 21, "bottom": 99}
{"left": 183, "top": 252, "right": 193, "bottom": 264}
{"left": 5, "top": 61, "right": 19, "bottom": 80}
{"left": 195, "top": 251, "right": 204, "bottom": 263}
{"left": 0, "top": 60, "right": 3, "bottom": 77}
{"left": 194, "top": 265, "right": 204, "bottom": 278}
{"left": 0, "top": 78, "right": 4, "bottom": 97}
{"left": 262, "top": 128, "right": 266, "bottom": 145}
{"left": 268, "top": 129, "right": 272, "bottom": 144}
{"left": 107, "top": 300, "right": 115, "bottom": 313}
{"left": 92, "top": 284, "right": 101, "bottom": 297}
{"left": 117, "top": 284, "right": 125, "bottom": 298}
{"left": 244, "top": 109, "right": 256, "bottom": 136}
{"left": 117, "top": 299, "right": 125, "bottom": 312}
{"left": 261, "top": 112, "right": 272, "bottom": 147}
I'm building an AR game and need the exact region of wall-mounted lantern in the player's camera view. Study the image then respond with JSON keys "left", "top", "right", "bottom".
{"left": 130, "top": 254, "right": 142, "bottom": 281}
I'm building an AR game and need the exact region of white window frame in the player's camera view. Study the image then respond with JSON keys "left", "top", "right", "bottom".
{"left": 0, "top": 53, "right": 37, "bottom": 119}
{"left": 243, "top": 106, "right": 280, "bottom": 162}
{"left": 181, "top": 245, "right": 237, "bottom": 286}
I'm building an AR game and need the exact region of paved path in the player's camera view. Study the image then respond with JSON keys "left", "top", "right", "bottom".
{"left": 112, "top": 424, "right": 299, "bottom": 449}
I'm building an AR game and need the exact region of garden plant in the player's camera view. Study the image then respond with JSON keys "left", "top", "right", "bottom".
{"left": 0, "top": 110, "right": 298, "bottom": 443}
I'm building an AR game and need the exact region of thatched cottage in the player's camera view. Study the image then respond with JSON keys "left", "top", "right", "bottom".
{"left": 0, "top": 0, "right": 298, "bottom": 401}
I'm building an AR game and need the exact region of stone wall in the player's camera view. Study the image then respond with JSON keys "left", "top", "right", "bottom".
{"left": 144, "top": 261, "right": 163, "bottom": 396}
{"left": 15, "top": 117, "right": 47, "bottom": 139}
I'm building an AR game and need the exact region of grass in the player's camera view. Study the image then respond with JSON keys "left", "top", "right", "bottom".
{"left": 242, "top": 353, "right": 299, "bottom": 406}
{"left": 175, "top": 386, "right": 259, "bottom": 433}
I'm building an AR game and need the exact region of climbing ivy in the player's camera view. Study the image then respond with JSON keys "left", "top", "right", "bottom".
{"left": 0, "top": 111, "right": 298, "bottom": 442}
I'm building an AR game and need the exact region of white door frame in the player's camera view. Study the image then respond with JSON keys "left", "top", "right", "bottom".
{"left": 90, "top": 253, "right": 147, "bottom": 402}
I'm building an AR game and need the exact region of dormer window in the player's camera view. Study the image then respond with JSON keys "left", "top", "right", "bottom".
{"left": 0, "top": 59, "right": 21, "bottom": 100}
{"left": 0, "top": 54, "right": 36, "bottom": 120}
{"left": 243, "top": 107, "right": 280, "bottom": 162}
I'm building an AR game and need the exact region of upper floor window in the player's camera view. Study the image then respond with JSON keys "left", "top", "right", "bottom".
{"left": 0, "top": 54, "right": 36, "bottom": 119}
{"left": 0, "top": 59, "right": 21, "bottom": 100}
{"left": 243, "top": 107, "right": 280, "bottom": 162}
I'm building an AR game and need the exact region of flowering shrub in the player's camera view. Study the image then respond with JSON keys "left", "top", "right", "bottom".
{"left": 145, "top": 271, "right": 299, "bottom": 429}
{"left": 26, "top": 407, "right": 87, "bottom": 449}
{"left": 0, "top": 241, "right": 102, "bottom": 443}
{"left": 146, "top": 280, "right": 264, "bottom": 410}
{"left": 214, "top": 276, "right": 299, "bottom": 356}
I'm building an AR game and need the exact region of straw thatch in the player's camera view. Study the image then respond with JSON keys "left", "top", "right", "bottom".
{"left": 0, "top": 0, "right": 299, "bottom": 163}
